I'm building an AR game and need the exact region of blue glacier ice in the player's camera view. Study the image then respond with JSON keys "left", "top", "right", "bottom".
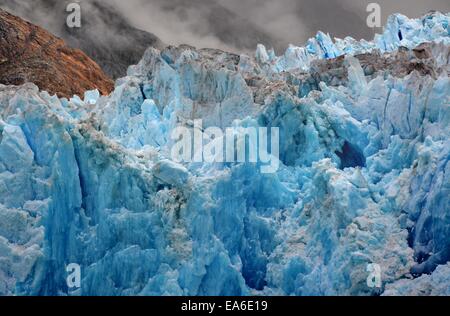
{"left": 0, "top": 12, "right": 449, "bottom": 296}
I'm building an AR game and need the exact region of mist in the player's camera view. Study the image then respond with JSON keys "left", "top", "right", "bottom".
{"left": 1, "top": 0, "right": 448, "bottom": 77}
{"left": 2, "top": 0, "right": 449, "bottom": 54}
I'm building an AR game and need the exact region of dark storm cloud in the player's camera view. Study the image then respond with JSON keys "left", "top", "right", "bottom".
{"left": 111, "top": 0, "right": 450, "bottom": 53}
{"left": 1, "top": 0, "right": 449, "bottom": 54}
{"left": 0, "top": 0, "right": 164, "bottom": 78}
{"left": 110, "top": 0, "right": 282, "bottom": 53}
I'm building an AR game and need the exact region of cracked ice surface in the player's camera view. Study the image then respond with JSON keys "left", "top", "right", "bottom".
{"left": 0, "top": 12, "right": 449, "bottom": 295}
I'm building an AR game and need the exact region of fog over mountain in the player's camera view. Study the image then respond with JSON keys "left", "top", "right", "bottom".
{"left": 0, "top": 0, "right": 164, "bottom": 78}
{"left": 0, "top": 8, "right": 114, "bottom": 98}
{"left": 1, "top": 0, "right": 449, "bottom": 78}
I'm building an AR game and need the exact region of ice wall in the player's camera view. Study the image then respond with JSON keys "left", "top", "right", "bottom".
{"left": 0, "top": 12, "right": 449, "bottom": 296}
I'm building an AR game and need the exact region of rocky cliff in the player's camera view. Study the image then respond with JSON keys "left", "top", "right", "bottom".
{"left": 0, "top": 9, "right": 113, "bottom": 98}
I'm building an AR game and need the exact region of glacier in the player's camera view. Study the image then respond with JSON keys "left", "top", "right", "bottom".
{"left": 0, "top": 12, "right": 449, "bottom": 296}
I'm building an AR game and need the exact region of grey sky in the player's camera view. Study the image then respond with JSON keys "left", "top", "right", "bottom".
{"left": 111, "top": 0, "right": 450, "bottom": 53}
{"left": 1, "top": 0, "right": 449, "bottom": 54}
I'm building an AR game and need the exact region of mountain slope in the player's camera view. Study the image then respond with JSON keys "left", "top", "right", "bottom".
{"left": 0, "top": 0, "right": 165, "bottom": 79}
{"left": 0, "top": 8, "right": 113, "bottom": 98}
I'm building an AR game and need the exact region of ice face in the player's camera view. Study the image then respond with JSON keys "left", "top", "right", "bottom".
{"left": 0, "top": 13, "right": 449, "bottom": 296}
{"left": 257, "top": 12, "right": 450, "bottom": 74}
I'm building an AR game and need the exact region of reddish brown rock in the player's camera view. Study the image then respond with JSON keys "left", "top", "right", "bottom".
{"left": 0, "top": 8, "right": 114, "bottom": 99}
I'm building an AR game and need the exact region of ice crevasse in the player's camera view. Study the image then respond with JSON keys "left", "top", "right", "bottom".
{"left": 0, "top": 12, "right": 449, "bottom": 295}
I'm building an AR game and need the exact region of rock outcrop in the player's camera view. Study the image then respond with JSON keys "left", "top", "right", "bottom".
{"left": 0, "top": 8, "right": 113, "bottom": 98}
